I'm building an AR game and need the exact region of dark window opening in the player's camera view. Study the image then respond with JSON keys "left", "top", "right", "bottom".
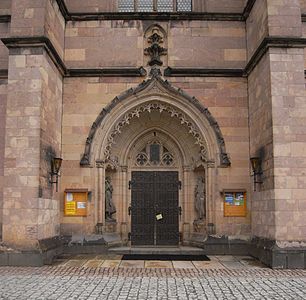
{"left": 150, "top": 144, "right": 160, "bottom": 162}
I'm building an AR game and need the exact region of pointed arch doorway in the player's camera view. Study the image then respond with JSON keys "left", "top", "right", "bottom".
{"left": 80, "top": 73, "right": 231, "bottom": 246}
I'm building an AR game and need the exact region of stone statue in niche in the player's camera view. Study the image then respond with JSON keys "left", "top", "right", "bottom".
{"left": 105, "top": 176, "right": 116, "bottom": 221}
{"left": 194, "top": 176, "right": 205, "bottom": 221}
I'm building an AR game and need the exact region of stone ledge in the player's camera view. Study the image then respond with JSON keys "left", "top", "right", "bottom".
{"left": 0, "top": 236, "right": 63, "bottom": 266}
{"left": 249, "top": 237, "right": 306, "bottom": 269}
{"left": 185, "top": 235, "right": 250, "bottom": 256}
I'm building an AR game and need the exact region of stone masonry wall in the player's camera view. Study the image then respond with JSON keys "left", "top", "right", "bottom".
{"left": 61, "top": 76, "right": 251, "bottom": 237}
{"left": 269, "top": 47, "right": 306, "bottom": 242}
{"left": 2, "top": 0, "right": 64, "bottom": 249}
{"left": 267, "top": 0, "right": 302, "bottom": 37}
{"left": 65, "top": 20, "right": 246, "bottom": 69}
{"left": 45, "top": 0, "right": 65, "bottom": 59}
{"left": 0, "top": 81, "right": 7, "bottom": 239}
{"left": 38, "top": 51, "right": 63, "bottom": 241}
{"left": 0, "top": 22, "right": 9, "bottom": 70}
{"left": 3, "top": 49, "right": 63, "bottom": 249}
{"left": 10, "top": 0, "right": 46, "bottom": 37}
{"left": 0, "top": 0, "right": 11, "bottom": 15}
{"left": 247, "top": 0, "right": 306, "bottom": 243}
{"left": 300, "top": 0, "right": 306, "bottom": 13}
{"left": 246, "top": 0, "right": 268, "bottom": 59}
{"left": 248, "top": 53, "right": 275, "bottom": 239}
{"left": 10, "top": 0, "right": 64, "bottom": 59}
{"left": 169, "top": 21, "right": 246, "bottom": 68}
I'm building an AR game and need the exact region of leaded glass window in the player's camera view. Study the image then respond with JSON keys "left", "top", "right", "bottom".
{"left": 138, "top": 0, "right": 154, "bottom": 12}
{"left": 157, "top": 0, "right": 173, "bottom": 12}
{"left": 177, "top": 0, "right": 192, "bottom": 12}
{"left": 118, "top": 0, "right": 134, "bottom": 12}
{"left": 118, "top": 0, "right": 192, "bottom": 12}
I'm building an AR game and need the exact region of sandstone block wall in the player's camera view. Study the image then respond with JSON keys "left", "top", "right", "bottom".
{"left": 2, "top": 0, "right": 64, "bottom": 249}
{"left": 248, "top": 53, "right": 275, "bottom": 239}
{"left": 246, "top": 0, "right": 268, "bottom": 59}
{"left": 0, "top": 81, "right": 7, "bottom": 239}
{"left": 300, "top": 0, "right": 306, "bottom": 13}
{"left": 65, "top": 20, "right": 246, "bottom": 69}
{"left": 65, "top": 20, "right": 142, "bottom": 68}
{"left": 45, "top": 0, "right": 65, "bottom": 59}
{"left": 267, "top": 0, "right": 302, "bottom": 37}
{"left": 168, "top": 21, "right": 246, "bottom": 68}
{"left": 10, "top": 0, "right": 47, "bottom": 37}
{"left": 3, "top": 49, "right": 63, "bottom": 249}
{"left": 10, "top": 0, "right": 64, "bottom": 59}
{"left": 269, "top": 47, "right": 306, "bottom": 241}
{"left": 0, "top": 0, "right": 11, "bottom": 15}
{"left": 247, "top": 0, "right": 306, "bottom": 244}
{"left": 61, "top": 76, "right": 251, "bottom": 237}
{"left": 0, "top": 23, "right": 9, "bottom": 70}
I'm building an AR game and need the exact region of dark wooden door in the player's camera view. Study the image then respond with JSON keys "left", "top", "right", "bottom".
{"left": 131, "top": 171, "right": 179, "bottom": 246}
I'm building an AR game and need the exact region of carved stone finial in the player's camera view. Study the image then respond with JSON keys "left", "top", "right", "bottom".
{"left": 144, "top": 32, "right": 167, "bottom": 67}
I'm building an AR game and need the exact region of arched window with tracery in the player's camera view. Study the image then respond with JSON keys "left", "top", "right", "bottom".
{"left": 135, "top": 140, "right": 175, "bottom": 167}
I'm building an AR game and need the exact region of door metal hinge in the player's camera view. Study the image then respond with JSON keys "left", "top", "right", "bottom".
{"left": 128, "top": 232, "right": 131, "bottom": 241}
{"left": 178, "top": 181, "right": 182, "bottom": 190}
{"left": 128, "top": 206, "right": 132, "bottom": 216}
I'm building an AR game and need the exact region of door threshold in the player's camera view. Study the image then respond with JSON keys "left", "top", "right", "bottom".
{"left": 109, "top": 245, "right": 205, "bottom": 255}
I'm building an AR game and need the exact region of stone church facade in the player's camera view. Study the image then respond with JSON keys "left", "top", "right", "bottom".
{"left": 0, "top": 0, "right": 306, "bottom": 268}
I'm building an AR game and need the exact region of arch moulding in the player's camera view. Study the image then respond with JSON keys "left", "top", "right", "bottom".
{"left": 80, "top": 73, "right": 231, "bottom": 168}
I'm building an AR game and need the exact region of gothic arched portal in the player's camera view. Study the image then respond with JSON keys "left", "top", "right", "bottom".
{"left": 82, "top": 72, "right": 231, "bottom": 245}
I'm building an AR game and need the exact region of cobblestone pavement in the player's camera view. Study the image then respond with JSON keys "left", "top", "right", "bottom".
{"left": 0, "top": 255, "right": 306, "bottom": 300}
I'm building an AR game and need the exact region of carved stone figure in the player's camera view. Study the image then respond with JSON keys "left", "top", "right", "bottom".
{"left": 195, "top": 176, "right": 205, "bottom": 220}
{"left": 105, "top": 176, "right": 116, "bottom": 221}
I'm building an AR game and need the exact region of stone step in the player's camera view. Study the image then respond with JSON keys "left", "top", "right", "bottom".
{"left": 109, "top": 246, "right": 205, "bottom": 255}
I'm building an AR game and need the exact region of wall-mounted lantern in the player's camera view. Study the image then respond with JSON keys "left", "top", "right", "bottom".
{"left": 49, "top": 157, "right": 63, "bottom": 192}
{"left": 250, "top": 157, "right": 263, "bottom": 191}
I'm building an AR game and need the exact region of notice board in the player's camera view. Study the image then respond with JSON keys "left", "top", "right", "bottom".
{"left": 223, "top": 191, "right": 247, "bottom": 217}
{"left": 64, "top": 189, "right": 88, "bottom": 217}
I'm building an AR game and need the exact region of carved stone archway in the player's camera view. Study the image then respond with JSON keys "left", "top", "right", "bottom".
{"left": 80, "top": 72, "right": 231, "bottom": 168}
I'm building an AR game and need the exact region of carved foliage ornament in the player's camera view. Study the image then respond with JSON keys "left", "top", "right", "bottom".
{"left": 144, "top": 31, "right": 167, "bottom": 66}
{"left": 104, "top": 102, "right": 208, "bottom": 162}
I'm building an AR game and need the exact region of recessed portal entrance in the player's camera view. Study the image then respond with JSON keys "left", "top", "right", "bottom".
{"left": 130, "top": 171, "right": 180, "bottom": 246}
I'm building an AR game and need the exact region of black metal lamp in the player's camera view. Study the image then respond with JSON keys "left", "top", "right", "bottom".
{"left": 250, "top": 157, "right": 263, "bottom": 191}
{"left": 50, "top": 157, "right": 63, "bottom": 192}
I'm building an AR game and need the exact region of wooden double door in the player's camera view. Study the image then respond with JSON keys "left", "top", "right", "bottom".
{"left": 130, "top": 171, "right": 180, "bottom": 246}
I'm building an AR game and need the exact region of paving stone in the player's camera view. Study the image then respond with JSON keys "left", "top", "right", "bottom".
{"left": 192, "top": 260, "right": 224, "bottom": 269}
{"left": 119, "top": 260, "right": 145, "bottom": 268}
{"left": 144, "top": 260, "right": 173, "bottom": 268}
{"left": 0, "top": 257, "right": 306, "bottom": 299}
{"left": 101, "top": 260, "right": 121, "bottom": 268}
{"left": 171, "top": 261, "right": 196, "bottom": 269}
{"left": 83, "top": 260, "right": 104, "bottom": 268}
